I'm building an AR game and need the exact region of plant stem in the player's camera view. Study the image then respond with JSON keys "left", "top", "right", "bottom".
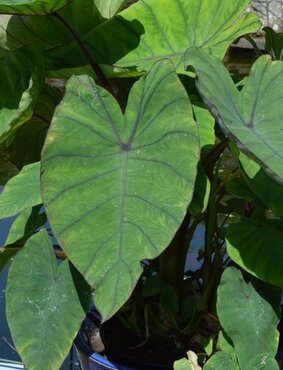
{"left": 52, "top": 12, "right": 115, "bottom": 95}
{"left": 244, "top": 35, "right": 263, "bottom": 57}
{"left": 158, "top": 211, "right": 202, "bottom": 298}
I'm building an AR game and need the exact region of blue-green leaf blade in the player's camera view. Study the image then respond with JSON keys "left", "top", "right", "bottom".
{"left": 6, "top": 229, "right": 90, "bottom": 370}
{"left": 185, "top": 47, "right": 283, "bottom": 184}
{"left": 41, "top": 60, "right": 199, "bottom": 320}
{"left": 217, "top": 268, "right": 280, "bottom": 370}
{"left": 0, "top": 162, "right": 41, "bottom": 219}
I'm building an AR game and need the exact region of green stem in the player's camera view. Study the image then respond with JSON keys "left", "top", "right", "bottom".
{"left": 158, "top": 212, "right": 192, "bottom": 296}
{"left": 244, "top": 35, "right": 263, "bottom": 57}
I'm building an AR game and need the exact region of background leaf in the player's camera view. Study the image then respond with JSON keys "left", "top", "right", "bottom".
{"left": 217, "top": 267, "right": 280, "bottom": 370}
{"left": 4, "top": 84, "right": 62, "bottom": 169}
{"left": 41, "top": 61, "right": 199, "bottom": 320}
{"left": 0, "top": 152, "right": 18, "bottom": 185}
{"left": 6, "top": 229, "right": 90, "bottom": 370}
{"left": 0, "top": 14, "right": 11, "bottom": 56}
{"left": 49, "top": 0, "right": 260, "bottom": 72}
{"left": 264, "top": 26, "right": 283, "bottom": 61}
{"left": 0, "top": 45, "right": 44, "bottom": 142}
{"left": 185, "top": 48, "right": 283, "bottom": 184}
{"left": 0, "top": 0, "right": 72, "bottom": 15}
{"left": 5, "top": 0, "right": 103, "bottom": 72}
{"left": 238, "top": 152, "right": 283, "bottom": 217}
{"left": 94, "top": 0, "right": 126, "bottom": 18}
{"left": 226, "top": 218, "right": 283, "bottom": 288}
{"left": 0, "top": 162, "right": 41, "bottom": 218}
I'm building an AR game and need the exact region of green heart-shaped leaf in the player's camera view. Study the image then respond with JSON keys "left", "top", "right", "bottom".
{"left": 49, "top": 0, "right": 260, "bottom": 73}
{"left": 94, "top": 0, "right": 126, "bottom": 18}
{"left": 185, "top": 47, "right": 283, "bottom": 184}
{"left": 217, "top": 268, "right": 280, "bottom": 370}
{"left": 226, "top": 218, "right": 283, "bottom": 288}
{"left": 41, "top": 60, "right": 199, "bottom": 319}
{"left": 0, "top": 162, "right": 41, "bottom": 219}
{"left": 6, "top": 229, "right": 90, "bottom": 370}
{"left": 0, "top": 0, "right": 72, "bottom": 15}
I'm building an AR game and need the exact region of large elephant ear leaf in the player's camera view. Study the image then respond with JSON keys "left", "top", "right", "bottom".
{"left": 94, "top": 0, "right": 126, "bottom": 18}
{"left": 185, "top": 47, "right": 283, "bottom": 185}
{"left": 217, "top": 267, "right": 280, "bottom": 370}
{"left": 41, "top": 60, "right": 199, "bottom": 320}
{"left": 56, "top": 0, "right": 260, "bottom": 73}
{"left": 6, "top": 229, "right": 90, "bottom": 370}
{"left": 0, "top": 0, "right": 72, "bottom": 15}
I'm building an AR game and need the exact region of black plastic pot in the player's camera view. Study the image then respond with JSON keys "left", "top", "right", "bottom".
{"left": 75, "top": 306, "right": 172, "bottom": 370}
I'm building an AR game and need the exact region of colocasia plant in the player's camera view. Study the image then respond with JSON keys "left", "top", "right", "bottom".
{"left": 0, "top": 1, "right": 282, "bottom": 369}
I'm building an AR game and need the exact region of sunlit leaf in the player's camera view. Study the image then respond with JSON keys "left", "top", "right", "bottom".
{"left": 50, "top": 0, "right": 260, "bottom": 72}
{"left": 0, "top": 0, "right": 72, "bottom": 15}
{"left": 94, "top": 0, "right": 126, "bottom": 18}
{"left": 6, "top": 229, "right": 90, "bottom": 370}
{"left": 185, "top": 47, "right": 283, "bottom": 184}
{"left": 41, "top": 60, "right": 199, "bottom": 319}
{"left": 0, "top": 14, "right": 11, "bottom": 56}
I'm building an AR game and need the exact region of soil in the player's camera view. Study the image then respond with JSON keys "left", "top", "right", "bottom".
{"left": 100, "top": 315, "right": 195, "bottom": 370}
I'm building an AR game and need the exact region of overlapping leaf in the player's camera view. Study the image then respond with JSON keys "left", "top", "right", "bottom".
{"left": 0, "top": 0, "right": 72, "bottom": 15}
{"left": 217, "top": 268, "right": 280, "bottom": 370}
{"left": 226, "top": 218, "right": 283, "bottom": 288}
{"left": 238, "top": 152, "right": 283, "bottom": 217}
{"left": 5, "top": 0, "right": 103, "bottom": 71}
{"left": 6, "top": 229, "right": 90, "bottom": 370}
{"left": 264, "top": 27, "right": 283, "bottom": 61}
{"left": 5, "top": 84, "right": 62, "bottom": 168}
{"left": 94, "top": 0, "right": 126, "bottom": 18}
{"left": 0, "top": 45, "right": 44, "bottom": 142}
{"left": 0, "top": 14, "right": 11, "bottom": 56}
{"left": 73, "top": 0, "right": 260, "bottom": 73}
{"left": 41, "top": 60, "right": 199, "bottom": 319}
{"left": 185, "top": 47, "right": 283, "bottom": 184}
{"left": 0, "top": 162, "right": 41, "bottom": 218}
